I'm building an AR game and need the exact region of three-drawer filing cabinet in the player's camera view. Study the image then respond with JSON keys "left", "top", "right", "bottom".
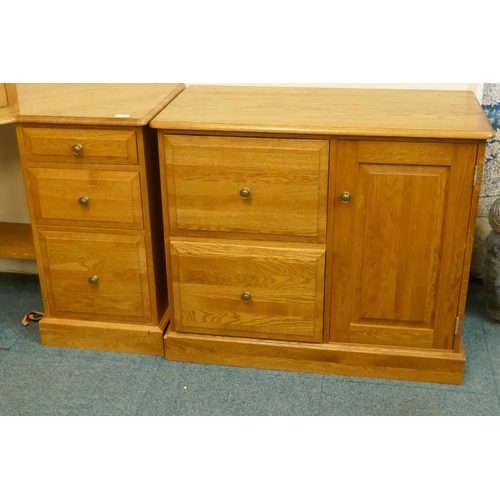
{"left": 15, "top": 84, "right": 185, "bottom": 355}
{"left": 151, "top": 85, "right": 495, "bottom": 384}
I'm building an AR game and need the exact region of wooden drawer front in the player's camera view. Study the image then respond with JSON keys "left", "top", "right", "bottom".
{"left": 22, "top": 127, "right": 139, "bottom": 165}
{"left": 0, "top": 84, "right": 7, "bottom": 108}
{"left": 29, "top": 168, "right": 144, "bottom": 229}
{"left": 165, "top": 135, "right": 329, "bottom": 242}
{"left": 171, "top": 240, "right": 325, "bottom": 342}
{"left": 38, "top": 230, "right": 152, "bottom": 322}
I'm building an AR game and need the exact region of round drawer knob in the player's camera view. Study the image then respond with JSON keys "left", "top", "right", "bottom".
{"left": 72, "top": 144, "right": 83, "bottom": 155}
{"left": 240, "top": 187, "right": 251, "bottom": 200}
{"left": 78, "top": 196, "right": 89, "bottom": 207}
{"left": 241, "top": 291, "right": 252, "bottom": 302}
{"left": 88, "top": 275, "right": 99, "bottom": 286}
{"left": 340, "top": 192, "right": 352, "bottom": 204}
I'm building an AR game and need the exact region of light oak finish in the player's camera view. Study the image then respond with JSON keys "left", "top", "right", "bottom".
{"left": 0, "top": 84, "right": 7, "bottom": 108}
{"left": 0, "top": 222, "right": 35, "bottom": 259}
{"left": 165, "top": 330, "right": 466, "bottom": 385}
{"left": 454, "top": 142, "right": 487, "bottom": 352}
{"left": 41, "top": 317, "right": 164, "bottom": 356}
{"left": 28, "top": 168, "right": 144, "bottom": 229}
{"left": 151, "top": 86, "right": 495, "bottom": 140}
{"left": 330, "top": 141, "right": 477, "bottom": 349}
{"left": 164, "top": 135, "right": 329, "bottom": 242}
{"left": 170, "top": 239, "right": 325, "bottom": 342}
{"left": 157, "top": 86, "right": 494, "bottom": 384}
{"left": 0, "top": 84, "right": 18, "bottom": 125}
{"left": 37, "top": 230, "right": 152, "bottom": 323}
{"left": 16, "top": 83, "right": 185, "bottom": 126}
{"left": 14, "top": 83, "right": 184, "bottom": 355}
{"left": 21, "top": 126, "right": 139, "bottom": 165}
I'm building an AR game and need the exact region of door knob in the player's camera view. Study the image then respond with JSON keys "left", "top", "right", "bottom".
{"left": 240, "top": 187, "right": 251, "bottom": 200}
{"left": 72, "top": 144, "right": 83, "bottom": 155}
{"left": 340, "top": 192, "right": 352, "bottom": 204}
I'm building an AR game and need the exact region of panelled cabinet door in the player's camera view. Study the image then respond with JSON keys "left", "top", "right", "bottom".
{"left": 330, "top": 140, "right": 478, "bottom": 350}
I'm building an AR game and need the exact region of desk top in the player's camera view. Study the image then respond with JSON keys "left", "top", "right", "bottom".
{"left": 150, "top": 85, "right": 495, "bottom": 140}
{"left": 14, "top": 83, "right": 185, "bottom": 126}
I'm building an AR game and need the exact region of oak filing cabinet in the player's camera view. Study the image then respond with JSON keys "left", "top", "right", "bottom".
{"left": 15, "top": 84, "right": 185, "bottom": 355}
{"left": 151, "top": 85, "right": 495, "bottom": 384}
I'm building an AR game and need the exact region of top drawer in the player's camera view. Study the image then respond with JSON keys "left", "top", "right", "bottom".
{"left": 164, "top": 135, "right": 329, "bottom": 242}
{"left": 20, "top": 126, "right": 139, "bottom": 165}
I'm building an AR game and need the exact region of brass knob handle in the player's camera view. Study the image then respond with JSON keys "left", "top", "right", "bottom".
{"left": 78, "top": 196, "right": 89, "bottom": 207}
{"left": 340, "top": 192, "right": 352, "bottom": 204}
{"left": 240, "top": 187, "right": 251, "bottom": 200}
{"left": 72, "top": 144, "right": 83, "bottom": 155}
{"left": 88, "top": 275, "right": 99, "bottom": 285}
{"left": 241, "top": 291, "right": 252, "bottom": 302}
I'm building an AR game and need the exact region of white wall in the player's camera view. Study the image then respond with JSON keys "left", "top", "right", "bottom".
{"left": 0, "top": 83, "right": 483, "bottom": 274}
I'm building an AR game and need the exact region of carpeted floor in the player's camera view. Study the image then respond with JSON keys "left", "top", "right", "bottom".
{"left": 1, "top": 272, "right": 499, "bottom": 416}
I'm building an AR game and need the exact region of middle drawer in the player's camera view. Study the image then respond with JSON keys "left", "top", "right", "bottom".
{"left": 28, "top": 168, "right": 144, "bottom": 229}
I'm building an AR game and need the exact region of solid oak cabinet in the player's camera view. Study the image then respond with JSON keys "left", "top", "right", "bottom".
{"left": 15, "top": 84, "right": 185, "bottom": 355}
{"left": 151, "top": 85, "right": 494, "bottom": 384}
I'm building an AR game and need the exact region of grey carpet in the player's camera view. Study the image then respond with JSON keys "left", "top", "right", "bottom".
{"left": 1, "top": 272, "right": 499, "bottom": 415}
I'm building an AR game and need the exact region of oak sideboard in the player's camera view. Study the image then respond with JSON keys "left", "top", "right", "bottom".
{"left": 151, "top": 85, "right": 495, "bottom": 384}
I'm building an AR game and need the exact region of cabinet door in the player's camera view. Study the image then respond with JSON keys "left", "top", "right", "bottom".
{"left": 330, "top": 140, "right": 477, "bottom": 349}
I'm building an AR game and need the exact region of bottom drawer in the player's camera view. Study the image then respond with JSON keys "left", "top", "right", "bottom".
{"left": 170, "top": 239, "right": 326, "bottom": 342}
{"left": 38, "top": 230, "right": 152, "bottom": 322}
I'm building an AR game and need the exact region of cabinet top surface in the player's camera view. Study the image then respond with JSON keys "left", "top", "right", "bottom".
{"left": 15, "top": 83, "right": 185, "bottom": 126}
{"left": 150, "top": 85, "right": 495, "bottom": 140}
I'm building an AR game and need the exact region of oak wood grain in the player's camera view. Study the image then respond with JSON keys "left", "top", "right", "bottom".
{"left": 21, "top": 126, "right": 139, "bottom": 165}
{"left": 15, "top": 83, "right": 185, "bottom": 126}
{"left": 164, "top": 135, "right": 329, "bottom": 242}
{"left": 170, "top": 239, "right": 326, "bottom": 342}
{"left": 28, "top": 168, "right": 144, "bottom": 229}
{"left": 37, "top": 230, "right": 152, "bottom": 323}
{"left": 164, "top": 330, "right": 466, "bottom": 385}
{"left": 454, "top": 142, "right": 487, "bottom": 352}
{"left": 150, "top": 86, "right": 495, "bottom": 140}
{"left": 40, "top": 317, "right": 164, "bottom": 355}
{"left": 433, "top": 143, "right": 479, "bottom": 349}
{"left": 331, "top": 140, "right": 476, "bottom": 350}
{"left": 0, "top": 84, "right": 18, "bottom": 124}
{"left": 0, "top": 222, "right": 35, "bottom": 259}
{"left": 0, "top": 84, "right": 7, "bottom": 107}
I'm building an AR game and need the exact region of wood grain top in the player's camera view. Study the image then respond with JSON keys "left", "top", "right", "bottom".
{"left": 15, "top": 84, "right": 185, "bottom": 126}
{"left": 150, "top": 85, "right": 495, "bottom": 140}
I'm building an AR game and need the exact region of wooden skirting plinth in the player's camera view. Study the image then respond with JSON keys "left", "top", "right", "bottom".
{"left": 40, "top": 317, "right": 166, "bottom": 356}
{"left": 165, "top": 331, "right": 466, "bottom": 385}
